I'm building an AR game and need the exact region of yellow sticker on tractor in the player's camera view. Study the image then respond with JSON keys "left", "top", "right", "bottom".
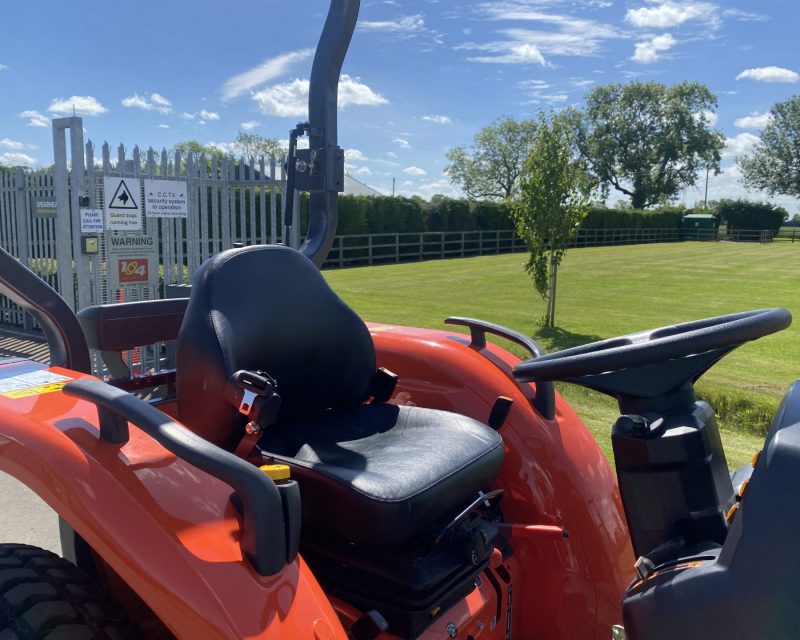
{"left": 1, "top": 382, "right": 69, "bottom": 399}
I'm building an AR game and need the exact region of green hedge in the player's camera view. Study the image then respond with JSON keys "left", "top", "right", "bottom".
{"left": 582, "top": 205, "right": 686, "bottom": 230}
{"left": 715, "top": 199, "right": 787, "bottom": 232}
{"left": 273, "top": 191, "right": 694, "bottom": 236}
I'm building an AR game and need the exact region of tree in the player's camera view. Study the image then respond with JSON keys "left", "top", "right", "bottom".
{"left": 739, "top": 96, "right": 800, "bottom": 198}
{"left": 234, "top": 132, "right": 284, "bottom": 159}
{"left": 172, "top": 140, "right": 226, "bottom": 159}
{"left": 445, "top": 117, "right": 538, "bottom": 200}
{"left": 568, "top": 81, "right": 725, "bottom": 209}
{"left": 512, "top": 113, "right": 591, "bottom": 327}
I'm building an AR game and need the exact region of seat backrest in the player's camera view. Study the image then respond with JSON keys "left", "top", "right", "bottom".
{"left": 176, "top": 245, "right": 376, "bottom": 448}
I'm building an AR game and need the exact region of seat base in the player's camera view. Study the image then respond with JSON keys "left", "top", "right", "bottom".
{"left": 258, "top": 403, "right": 504, "bottom": 546}
{"left": 302, "top": 513, "right": 499, "bottom": 639}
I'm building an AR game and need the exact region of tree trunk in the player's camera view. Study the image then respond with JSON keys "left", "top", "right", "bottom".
{"left": 545, "top": 254, "right": 558, "bottom": 327}
{"left": 631, "top": 188, "right": 647, "bottom": 210}
{"left": 550, "top": 257, "right": 558, "bottom": 327}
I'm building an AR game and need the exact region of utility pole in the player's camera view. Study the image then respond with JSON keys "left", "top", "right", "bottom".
{"left": 703, "top": 164, "right": 710, "bottom": 210}
{"left": 392, "top": 177, "right": 396, "bottom": 197}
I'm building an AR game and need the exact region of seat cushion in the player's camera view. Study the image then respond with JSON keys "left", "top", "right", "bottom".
{"left": 259, "top": 403, "right": 504, "bottom": 546}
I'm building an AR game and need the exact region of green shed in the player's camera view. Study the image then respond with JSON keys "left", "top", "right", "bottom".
{"left": 681, "top": 213, "right": 718, "bottom": 240}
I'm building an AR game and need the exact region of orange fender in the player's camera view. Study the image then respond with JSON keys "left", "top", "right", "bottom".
{"left": 370, "top": 324, "right": 634, "bottom": 640}
{"left": 0, "top": 360, "right": 347, "bottom": 640}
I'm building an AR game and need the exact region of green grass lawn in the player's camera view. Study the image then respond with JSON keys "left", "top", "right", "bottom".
{"left": 324, "top": 241, "right": 800, "bottom": 469}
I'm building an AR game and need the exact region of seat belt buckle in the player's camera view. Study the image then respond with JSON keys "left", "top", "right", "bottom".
{"left": 225, "top": 370, "right": 282, "bottom": 429}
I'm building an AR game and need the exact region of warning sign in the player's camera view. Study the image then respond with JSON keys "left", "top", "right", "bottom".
{"left": 144, "top": 179, "right": 188, "bottom": 218}
{"left": 80, "top": 209, "right": 104, "bottom": 233}
{"left": 104, "top": 177, "right": 142, "bottom": 231}
{"left": 0, "top": 370, "right": 72, "bottom": 399}
{"left": 106, "top": 234, "right": 158, "bottom": 291}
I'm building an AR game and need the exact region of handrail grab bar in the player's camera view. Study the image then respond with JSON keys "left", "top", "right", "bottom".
{"left": 445, "top": 316, "right": 556, "bottom": 420}
{"left": 62, "top": 379, "right": 286, "bottom": 576}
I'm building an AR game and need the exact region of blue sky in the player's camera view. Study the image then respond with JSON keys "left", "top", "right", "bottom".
{"left": 1, "top": 0, "right": 799, "bottom": 212}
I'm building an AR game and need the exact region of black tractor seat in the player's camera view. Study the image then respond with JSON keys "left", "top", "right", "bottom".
{"left": 175, "top": 245, "right": 504, "bottom": 547}
{"left": 259, "top": 403, "right": 503, "bottom": 545}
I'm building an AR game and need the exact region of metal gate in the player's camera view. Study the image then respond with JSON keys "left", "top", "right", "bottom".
{"left": 0, "top": 116, "right": 295, "bottom": 326}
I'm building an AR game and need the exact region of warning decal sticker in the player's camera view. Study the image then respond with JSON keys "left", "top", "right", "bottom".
{"left": 108, "top": 179, "right": 139, "bottom": 209}
{"left": 0, "top": 371, "right": 72, "bottom": 399}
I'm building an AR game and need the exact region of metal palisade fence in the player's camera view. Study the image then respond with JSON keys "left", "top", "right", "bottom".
{"left": 85, "top": 139, "right": 290, "bottom": 308}
{"left": 0, "top": 116, "right": 295, "bottom": 331}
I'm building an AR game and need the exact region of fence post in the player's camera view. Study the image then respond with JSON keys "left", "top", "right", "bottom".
{"left": 395, "top": 234, "right": 399, "bottom": 263}
{"left": 368, "top": 234, "right": 373, "bottom": 265}
{"left": 51, "top": 119, "right": 77, "bottom": 309}
{"left": 13, "top": 169, "right": 32, "bottom": 330}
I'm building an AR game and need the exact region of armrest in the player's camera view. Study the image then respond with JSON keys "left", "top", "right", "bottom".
{"left": 77, "top": 299, "right": 189, "bottom": 352}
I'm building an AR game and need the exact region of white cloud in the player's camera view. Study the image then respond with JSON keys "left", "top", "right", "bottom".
{"left": 252, "top": 78, "right": 308, "bottom": 117}
{"left": 339, "top": 76, "right": 390, "bottom": 109}
{"left": 459, "top": 8, "right": 625, "bottom": 65}
{"left": 360, "top": 14, "right": 425, "bottom": 32}
{"left": 0, "top": 64, "right": 7, "bottom": 71}
{"left": 735, "top": 112, "right": 772, "bottom": 129}
{"left": 199, "top": 110, "right": 220, "bottom": 121}
{"left": 393, "top": 138, "right": 410, "bottom": 149}
{"left": 221, "top": 49, "right": 314, "bottom": 101}
{"left": 386, "top": 151, "right": 398, "bottom": 158}
{"left": 413, "top": 177, "right": 461, "bottom": 199}
{"left": 180, "top": 112, "right": 196, "bottom": 120}
{"left": 0, "top": 152, "right": 36, "bottom": 166}
{"left": 352, "top": 166, "right": 373, "bottom": 175}
{"left": 632, "top": 33, "right": 677, "bottom": 63}
{"left": 157, "top": 124, "right": 170, "bottom": 129}
{"left": 207, "top": 141, "right": 238, "bottom": 154}
{"left": 345, "top": 148, "right": 368, "bottom": 163}
{"left": 470, "top": 42, "right": 548, "bottom": 66}
{"left": 403, "top": 166, "right": 427, "bottom": 176}
{"left": 423, "top": 114, "right": 452, "bottom": 124}
{"left": 241, "top": 120, "right": 261, "bottom": 131}
{"left": 700, "top": 110, "right": 718, "bottom": 126}
{"left": 0, "top": 138, "right": 25, "bottom": 150}
{"left": 625, "top": 2, "right": 716, "bottom": 29}
{"left": 518, "top": 79, "right": 568, "bottom": 103}
{"left": 19, "top": 110, "right": 49, "bottom": 128}
{"left": 736, "top": 66, "right": 799, "bottom": 83}
{"left": 721, "top": 8, "right": 769, "bottom": 22}
{"left": 48, "top": 95, "right": 107, "bottom": 116}
{"left": 723, "top": 132, "right": 760, "bottom": 158}
{"left": 121, "top": 92, "right": 172, "bottom": 114}
{"left": 253, "top": 75, "right": 387, "bottom": 117}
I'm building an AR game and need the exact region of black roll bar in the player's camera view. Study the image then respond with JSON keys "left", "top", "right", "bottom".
{"left": 293, "top": 0, "right": 360, "bottom": 267}
{"left": 0, "top": 245, "right": 90, "bottom": 373}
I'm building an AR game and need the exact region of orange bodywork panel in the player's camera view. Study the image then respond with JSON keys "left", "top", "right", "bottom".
{"left": 369, "top": 324, "right": 634, "bottom": 639}
{"left": 0, "top": 321, "right": 633, "bottom": 639}
{"left": 0, "top": 358, "right": 348, "bottom": 640}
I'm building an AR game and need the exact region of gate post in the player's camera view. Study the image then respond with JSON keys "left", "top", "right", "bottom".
{"left": 13, "top": 168, "right": 32, "bottom": 330}
{"left": 52, "top": 116, "right": 90, "bottom": 311}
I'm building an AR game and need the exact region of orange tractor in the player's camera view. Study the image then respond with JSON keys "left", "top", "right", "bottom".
{"left": 0, "top": 2, "right": 797, "bottom": 638}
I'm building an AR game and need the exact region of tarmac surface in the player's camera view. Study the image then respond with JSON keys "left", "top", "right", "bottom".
{"left": 0, "top": 328, "right": 61, "bottom": 553}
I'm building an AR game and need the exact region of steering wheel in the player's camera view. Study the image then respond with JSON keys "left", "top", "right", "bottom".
{"left": 513, "top": 309, "right": 791, "bottom": 389}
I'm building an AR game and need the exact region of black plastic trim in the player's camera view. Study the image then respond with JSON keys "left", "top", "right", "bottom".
{"left": 77, "top": 299, "right": 189, "bottom": 352}
{"left": 62, "top": 378, "right": 287, "bottom": 576}
{"left": 445, "top": 316, "right": 555, "bottom": 420}
{"left": 0, "top": 245, "right": 90, "bottom": 373}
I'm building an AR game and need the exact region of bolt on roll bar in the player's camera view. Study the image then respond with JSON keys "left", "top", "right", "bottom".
{"left": 286, "top": 0, "right": 360, "bottom": 267}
